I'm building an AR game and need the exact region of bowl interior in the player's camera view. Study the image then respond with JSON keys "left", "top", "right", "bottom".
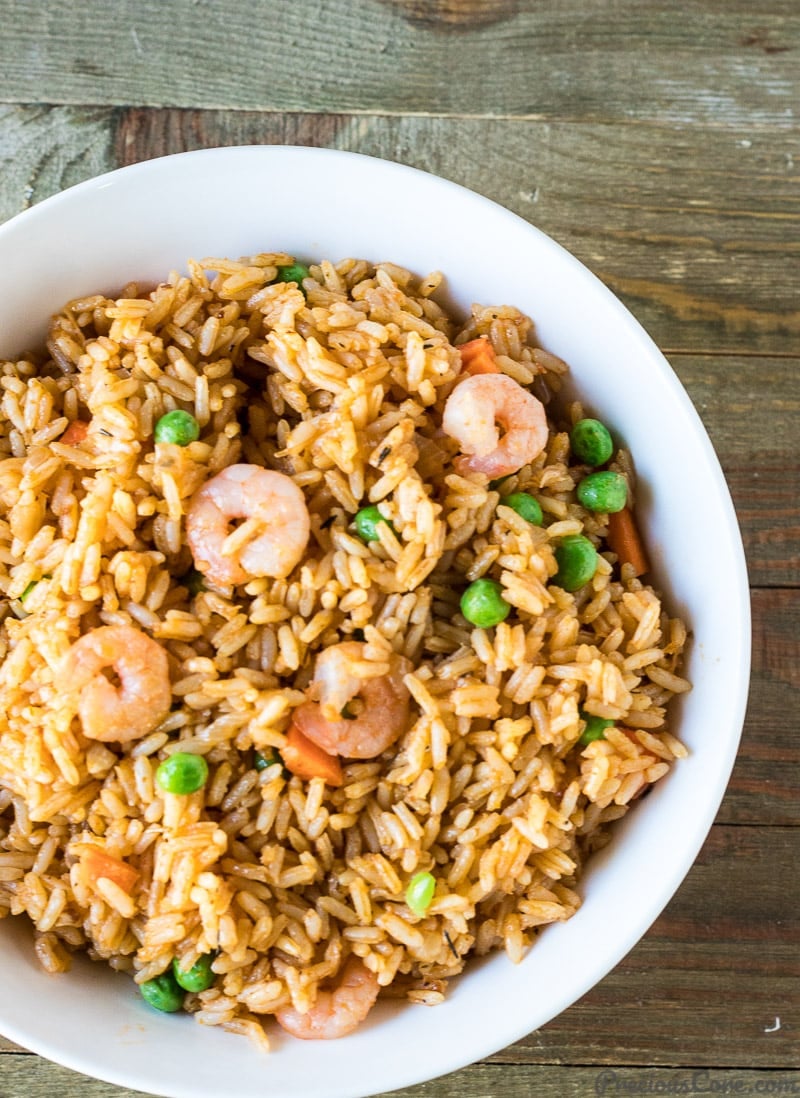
{"left": 0, "top": 146, "right": 750, "bottom": 1098}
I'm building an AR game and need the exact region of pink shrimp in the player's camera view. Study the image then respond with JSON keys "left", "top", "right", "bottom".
{"left": 58, "top": 625, "right": 171, "bottom": 743}
{"left": 185, "top": 464, "right": 310, "bottom": 587}
{"left": 292, "top": 641, "right": 412, "bottom": 760}
{"left": 442, "top": 373, "right": 548, "bottom": 477}
{"left": 275, "top": 957, "right": 380, "bottom": 1040}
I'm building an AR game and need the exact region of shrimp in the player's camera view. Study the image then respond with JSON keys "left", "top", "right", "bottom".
{"left": 293, "top": 641, "right": 412, "bottom": 759}
{"left": 275, "top": 957, "right": 380, "bottom": 1040}
{"left": 185, "top": 464, "right": 310, "bottom": 587}
{"left": 442, "top": 372, "right": 548, "bottom": 478}
{"left": 58, "top": 625, "right": 171, "bottom": 743}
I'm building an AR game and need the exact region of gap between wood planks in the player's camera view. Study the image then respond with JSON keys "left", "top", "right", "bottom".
{"left": 2, "top": 99, "right": 800, "bottom": 132}
{"left": 665, "top": 348, "right": 800, "bottom": 358}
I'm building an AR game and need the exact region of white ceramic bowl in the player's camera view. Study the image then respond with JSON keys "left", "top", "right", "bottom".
{"left": 0, "top": 147, "right": 750, "bottom": 1098}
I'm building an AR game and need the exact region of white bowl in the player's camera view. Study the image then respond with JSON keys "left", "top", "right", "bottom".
{"left": 0, "top": 147, "right": 750, "bottom": 1098}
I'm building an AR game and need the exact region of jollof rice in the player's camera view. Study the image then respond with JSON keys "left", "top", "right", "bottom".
{"left": 0, "top": 253, "right": 689, "bottom": 1048}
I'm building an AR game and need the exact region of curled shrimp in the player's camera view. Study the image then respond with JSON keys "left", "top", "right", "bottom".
{"left": 293, "top": 641, "right": 412, "bottom": 759}
{"left": 442, "top": 373, "right": 548, "bottom": 478}
{"left": 58, "top": 625, "right": 171, "bottom": 743}
{"left": 275, "top": 957, "right": 380, "bottom": 1040}
{"left": 186, "top": 464, "right": 310, "bottom": 587}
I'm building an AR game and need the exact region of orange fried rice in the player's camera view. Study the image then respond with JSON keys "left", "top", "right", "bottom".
{"left": 0, "top": 253, "right": 689, "bottom": 1048}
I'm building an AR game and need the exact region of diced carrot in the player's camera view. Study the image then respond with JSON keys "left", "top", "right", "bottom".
{"left": 607, "top": 505, "right": 649, "bottom": 577}
{"left": 458, "top": 338, "right": 500, "bottom": 375}
{"left": 80, "top": 847, "right": 139, "bottom": 894}
{"left": 282, "top": 722, "right": 343, "bottom": 787}
{"left": 61, "top": 420, "right": 90, "bottom": 447}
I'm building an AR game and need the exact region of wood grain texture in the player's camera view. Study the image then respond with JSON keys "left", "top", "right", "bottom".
{"left": 667, "top": 356, "right": 800, "bottom": 589}
{"left": 0, "top": 104, "right": 113, "bottom": 224}
{"left": 0, "top": 0, "right": 798, "bottom": 125}
{"left": 113, "top": 109, "right": 800, "bottom": 357}
{"left": 2, "top": 104, "right": 797, "bottom": 358}
{"left": 716, "top": 589, "right": 799, "bottom": 825}
{"left": 0, "top": 1055, "right": 797, "bottom": 1098}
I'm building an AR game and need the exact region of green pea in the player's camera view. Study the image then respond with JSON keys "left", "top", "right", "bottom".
{"left": 405, "top": 871, "right": 436, "bottom": 917}
{"left": 354, "top": 504, "right": 395, "bottom": 543}
{"left": 173, "top": 952, "right": 216, "bottom": 993}
{"left": 275, "top": 262, "right": 310, "bottom": 290}
{"left": 254, "top": 748, "right": 282, "bottom": 772}
{"left": 154, "top": 409, "right": 200, "bottom": 447}
{"left": 500, "top": 492, "right": 543, "bottom": 526}
{"left": 570, "top": 418, "right": 614, "bottom": 466}
{"left": 140, "top": 971, "right": 185, "bottom": 1013}
{"left": 156, "top": 752, "right": 209, "bottom": 795}
{"left": 553, "top": 535, "right": 598, "bottom": 592}
{"left": 577, "top": 471, "right": 628, "bottom": 514}
{"left": 579, "top": 713, "right": 615, "bottom": 745}
{"left": 460, "top": 578, "right": 510, "bottom": 628}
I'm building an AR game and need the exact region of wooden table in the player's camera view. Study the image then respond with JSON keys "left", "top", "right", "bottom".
{"left": 0, "top": 2, "right": 797, "bottom": 1095}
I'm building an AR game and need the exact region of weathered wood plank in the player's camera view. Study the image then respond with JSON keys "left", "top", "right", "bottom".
{"left": 113, "top": 114, "right": 798, "bottom": 362}
{"left": 2, "top": 105, "right": 798, "bottom": 358}
{"left": 0, "top": 104, "right": 114, "bottom": 225}
{"left": 715, "top": 589, "right": 799, "bottom": 825}
{"left": 0, "top": 1055, "right": 798, "bottom": 1098}
{"left": 667, "top": 356, "right": 800, "bottom": 590}
{"left": 112, "top": 108, "right": 800, "bottom": 357}
{"left": 2, "top": 826, "right": 797, "bottom": 1085}
{"left": 724, "top": 456, "right": 800, "bottom": 590}
{"left": 0, "top": 1052, "right": 151, "bottom": 1097}
{"left": 1, "top": 1053, "right": 797, "bottom": 1098}
{"left": 0, "top": 0, "right": 798, "bottom": 125}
